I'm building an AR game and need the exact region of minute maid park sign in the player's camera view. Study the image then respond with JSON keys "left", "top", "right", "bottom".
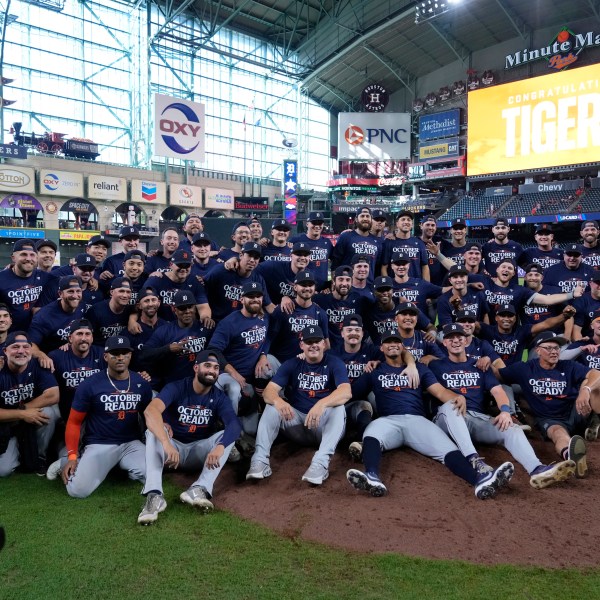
{"left": 505, "top": 28, "right": 600, "bottom": 71}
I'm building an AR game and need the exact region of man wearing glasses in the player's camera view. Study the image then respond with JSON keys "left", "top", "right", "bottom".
{"left": 494, "top": 331, "right": 600, "bottom": 480}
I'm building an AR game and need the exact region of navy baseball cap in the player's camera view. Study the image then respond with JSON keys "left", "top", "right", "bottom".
{"left": 172, "top": 290, "right": 195, "bottom": 307}
{"left": 356, "top": 206, "right": 371, "bottom": 215}
{"left": 421, "top": 215, "right": 436, "bottom": 224}
{"left": 241, "top": 281, "right": 264, "bottom": 296}
{"left": 565, "top": 243, "right": 583, "bottom": 255}
{"left": 12, "top": 239, "right": 36, "bottom": 253}
{"left": 123, "top": 250, "right": 146, "bottom": 263}
{"left": 110, "top": 276, "right": 132, "bottom": 290}
{"left": 137, "top": 286, "right": 159, "bottom": 300}
{"left": 4, "top": 331, "right": 30, "bottom": 347}
{"left": 395, "top": 302, "right": 419, "bottom": 315}
{"left": 119, "top": 225, "right": 140, "bottom": 239}
{"left": 532, "top": 331, "right": 568, "bottom": 348}
{"left": 35, "top": 238, "right": 57, "bottom": 252}
{"left": 397, "top": 209, "right": 414, "bottom": 220}
{"left": 171, "top": 249, "right": 192, "bottom": 265}
{"left": 374, "top": 276, "right": 393, "bottom": 290}
{"left": 334, "top": 265, "right": 352, "bottom": 278}
{"left": 58, "top": 276, "right": 82, "bottom": 291}
{"left": 451, "top": 218, "right": 467, "bottom": 229}
{"left": 342, "top": 314, "right": 363, "bottom": 328}
{"left": 525, "top": 263, "right": 544, "bottom": 274}
{"left": 455, "top": 309, "right": 477, "bottom": 322}
{"left": 74, "top": 253, "right": 96, "bottom": 267}
{"left": 351, "top": 254, "right": 370, "bottom": 265}
{"left": 241, "top": 241, "right": 262, "bottom": 256}
{"left": 381, "top": 329, "right": 403, "bottom": 343}
{"left": 195, "top": 348, "right": 226, "bottom": 370}
{"left": 372, "top": 209, "right": 386, "bottom": 220}
{"left": 581, "top": 220, "right": 599, "bottom": 229}
{"left": 183, "top": 213, "right": 202, "bottom": 225}
{"left": 271, "top": 219, "right": 291, "bottom": 231}
{"left": 464, "top": 243, "right": 482, "bottom": 253}
{"left": 192, "top": 232, "right": 211, "bottom": 245}
{"left": 391, "top": 252, "right": 410, "bottom": 264}
{"left": 535, "top": 224, "right": 553, "bottom": 234}
{"left": 87, "top": 234, "right": 110, "bottom": 248}
{"left": 104, "top": 336, "right": 133, "bottom": 353}
{"left": 307, "top": 212, "right": 325, "bottom": 222}
{"left": 231, "top": 220, "right": 249, "bottom": 234}
{"left": 442, "top": 323, "right": 466, "bottom": 337}
{"left": 448, "top": 264, "right": 468, "bottom": 276}
{"left": 68, "top": 318, "right": 93, "bottom": 333}
{"left": 292, "top": 242, "right": 311, "bottom": 255}
{"left": 497, "top": 304, "right": 516, "bottom": 316}
{"left": 301, "top": 325, "right": 325, "bottom": 342}
{"left": 495, "top": 218, "right": 509, "bottom": 226}
{"left": 295, "top": 271, "right": 316, "bottom": 284}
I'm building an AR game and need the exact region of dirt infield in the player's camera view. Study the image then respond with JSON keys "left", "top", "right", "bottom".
{"left": 177, "top": 438, "right": 600, "bottom": 569}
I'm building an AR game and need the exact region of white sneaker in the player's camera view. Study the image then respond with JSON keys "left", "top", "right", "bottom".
{"left": 246, "top": 461, "right": 272, "bottom": 480}
{"left": 46, "top": 459, "right": 63, "bottom": 481}
{"left": 137, "top": 492, "right": 167, "bottom": 525}
{"left": 302, "top": 462, "right": 329, "bottom": 485}
{"left": 180, "top": 486, "right": 214, "bottom": 511}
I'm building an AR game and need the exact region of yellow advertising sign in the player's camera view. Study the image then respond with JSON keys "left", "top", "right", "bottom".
{"left": 467, "top": 63, "right": 600, "bottom": 176}
{"left": 59, "top": 231, "right": 100, "bottom": 241}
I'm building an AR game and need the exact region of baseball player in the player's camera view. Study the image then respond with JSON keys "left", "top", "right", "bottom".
{"left": 346, "top": 330, "right": 514, "bottom": 499}
{"left": 137, "top": 349, "right": 241, "bottom": 524}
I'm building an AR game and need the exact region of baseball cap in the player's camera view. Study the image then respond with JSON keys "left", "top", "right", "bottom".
{"left": 448, "top": 264, "right": 468, "bottom": 276}
{"left": 241, "top": 281, "right": 264, "bottom": 296}
{"left": 231, "top": 220, "right": 249, "bottom": 235}
{"left": 119, "top": 225, "right": 140, "bottom": 239}
{"left": 333, "top": 265, "right": 352, "bottom": 279}
{"left": 421, "top": 215, "right": 436, "bottom": 224}
{"left": 397, "top": 209, "right": 414, "bottom": 220}
{"left": 246, "top": 216, "right": 261, "bottom": 225}
{"left": 104, "top": 336, "right": 133, "bottom": 353}
{"left": 292, "top": 242, "right": 311, "bottom": 255}
{"left": 455, "top": 309, "right": 477, "bottom": 322}
{"left": 12, "top": 239, "right": 36, "bottom": 253}
{"left": 535, "top": 224, "right": 553, "bottom": 234}
{"left": 241, "top": 241, "right": 262, "bottom": 256}
{"left": 451, "top": 218, "right": 467, "bottom": 229}
{"left": 442, "top": 323, "right": 466, "bottom": 337}
{"left": 395, "top": 302, "right": 419, "bottom": 316}
{"left": 307, "top": 211, "right": 325, "bottom": 223}
{"left": 110, "top": 276, "right": 132, "bottom": 290}
{"left": 374, "top": 276, "right": 393, "bottom": 290}
{"left": 87, "top": 234, "right": 110, "bottom": 248}
{"left": 372, "top": 209, "right": 387, "bottom": 220}
{"left": 497, "top": 304, "right": 516, "bottom": 316}
{"left": 271, "top": 218, "right": 291, "bottom": 231}
{"left": 356, "top": 205, "right": 371, "bottom": 215}
{"left": 170, "top": 249, "right": 192, "bottom": 265}
{"left": 581, "top": 220, "right": 599, "bottom": 229}
{"left": 532, "top": 331, "right": 568, "bottom": 348}
{"left": 183, "top": 213, "right": 202, "bottom": 225}
{"left": 525, "top": 263, "right": 544, "bottom": 274}
{"left": 381, "top": 329, "right": 403, "bottom": 343}
{"left": 35, "top": 239, "right": 57, "bottom": 252}
{"left": 342, "top": 314, "right": 363, "bottom": 328}
{"left": 195, "top": 348, "right": 226, "bottom": 370}
{"left": 351, "top": 254, "right": 370, "bottom": 265}
{"left": 391, "top": 252, "right": 410, "bottom": 264}
{"left": 58, "top": 276, "right": 82, "bottom": 291}
{"left": 192, "top": 232, "right": 211, "bottom": 245}
{"left": 495, "top": 218, "right": 509, "bottom": 226}
{"left": 123, "top": 250, "right": 146, "bottom": 263}
{"left": 74, "top": 253, "right": 96, "bottom": 268}
{"left": 301, "top": 325, "right": 325, "bottom": 342}
{"left": 294, "top": 271, "right": 316, "bottom": 284}
{"left": 0, "top": 303, "right": 10, "bottom": 314}
{"left": 464, "top": 243, "right": 482, "bottom": 253}
{"left": 68, "top": 318, "right": 93, "bottom": 333}
{"left": 137, "top": 286, "right": 160, "bottom": 300}
{"left": 565, "top": 243, "right": 583, "bottom": 255}
{"left": 172, "top": 290, "right": 195, "bottom": 307}
{"left": 4, "top": 331, "right": 30, "bottom": 347}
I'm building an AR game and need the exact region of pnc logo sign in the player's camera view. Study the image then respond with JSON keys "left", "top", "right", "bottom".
{"left": 345, "top": 125, "right": 365, "bottom": 145}
{"left": 344, "top": 125, "right": 408, "bottom": 145}
{"left": 159, "top": 102, "right": 202, "bottom": 155}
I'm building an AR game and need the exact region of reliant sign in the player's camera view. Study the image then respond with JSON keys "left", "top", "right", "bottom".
{"left": 131, "top": 179, "right": 167, "bottom": 204}
{"left": 170, "top": 184, "right": 203, "bottom": 208}
{"left": 0, "top": 166, "right": 35, "bottom": 193}
{"left": 154, "top": 93, "right": 205, "bottom": 162}
{"left": 88, "top": 175, "right": 127, "bottom": 201}
{"left": 39, "top": 170, "right": 83, "bottom": 197}
{"left": 338, "top": 113, "right": 411, "bottom": 160}
{"left": 204, "top": 187, "right": 233, "bottom": 210}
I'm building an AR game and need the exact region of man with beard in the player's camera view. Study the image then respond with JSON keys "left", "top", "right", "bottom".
{"left": 332, "top": 206, "right": 381, "bottom": 284}
{"left": 568, "top": 273, "right": 600, "bottom": 341}
{"left": 580, "top": 220, "right": 600, "bottom": 269}
{"left": 419, "top": 215, "right": 443, "bottom": 282}
{"left": 439, "top": 219, "right": 469, "bottom": 270}
{"left": 521, "top": 224, "right": 563, "bottom": 270}
{"left": 99, "top": 225, "right": 141, "bottom": 280}
{"left": 482, "top": 218, "right": 524, "bottom": 282}
{"left": 247, "top": 325, "right": 351, "bottom": 485}
{"left": 190, "top": 232, "right": 219, "bottom": 279}
{"left": 521, "top": 264, "right": 566, "bottom": 329}
{"left": 137, "top": 349, "right": 241, "bottom": 524}
{"left": 53, "top": 336, "right": 152, "bottom": 498}
{"left": 261, "top": 219, "right": 292, "bottom": 262}
{"left": 145, "top": 227, "right": 180, "bottom": 275}
{"left": 543, "top": 244, "right": 596, "bottom": 293}
{"left": 127, "top": 287, "right": 164, "bottom": 351}
{"left": 217, "top": 221, "right": 251, "bottom": 262}
{"left": 0, "top": 332, "right": 59, "bottom": 476}
{"left": 178, "top": 213, "right": 220, "bottom": 255}
{"left": 428, "top": 242, "right": 487, "bottom": 281}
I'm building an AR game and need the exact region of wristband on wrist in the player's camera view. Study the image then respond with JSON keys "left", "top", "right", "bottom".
{"left": 583, "top": 385, "right": 593, "bottom": 394}
{"left": 500, "top": 404, "right": 511, "bottom": 413}
{"left": 67, "top": 452, "right": 78, "bottom": 461}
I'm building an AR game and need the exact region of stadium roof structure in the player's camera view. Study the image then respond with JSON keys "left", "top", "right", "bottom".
{"left": 130, "top": 0, "right": 599, "bottom": 113}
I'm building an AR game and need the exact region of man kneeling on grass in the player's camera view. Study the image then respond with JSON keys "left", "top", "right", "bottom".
{"left": 137, "top": 349, "right": 241, "bottom": 525}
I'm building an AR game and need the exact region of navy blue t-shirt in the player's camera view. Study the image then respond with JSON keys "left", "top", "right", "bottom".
{"left": 572, "top": 294, "right": 600, "bottom": 335}
{"left": 364, "top": 303, "right": 431, "bottom": 347}
{"left": 482, "top": 240, "right": 524, "bottom": 280}
{"left": 145, "top": 273, "right": 208, "bottom": 321}
{"left": 0, "top": 268, "right": 51, "bottom": 331}
{"left": 335, "top": 342, "right": 382, "bottom": 383}
{"left": 543, "top": 262, "right": 595, "bottom": 293}
{"left": 437, "top": 289, "right": 490, "bottom": 327}
{"left": 478, "top": 322, "right": 533, "bottom": 366}
{"left": 331, "top": 231, "right": 381, "bottom": 284}
{"left": 289, "top": 233, "right": 332, "bottom": 288}
{"left": 28, "top": 300, "right": 85, "bottom": 353}
{"left": 190, "top": 258, "right": 220, "bottom": 280}
{"left": 391, "top": 277, "right": 442, "bottom": 314}
{"left": 522, "top": 284, "right": 564, "bottom": 327}
{"left": 86, "top": 300, "right": 134, "bottom": 345}
{"left": 144, "top": 253, "right": 171, "bottom": 274}
{"left": 521, "top": 246, "right": 563, "bottom": 270}
{"left": 0, "top": 358, "right": 58, "bottom": 408}
{"left": 260, "top": 243, "right": 291, "bottom": 262}
{"left": 481, "top": 277, "right": 535, "bottom": 320}
{"left": 255, "top": 261, "right": 301, "bottom": 305}
{"left": 102, "top": 252, "right": 127, "bottom": 277}
{"left": 581, "top": 245, "right": 600, "bottom": 270}
{"left": 382, "top": 236, "right": 428, "bottom": 279}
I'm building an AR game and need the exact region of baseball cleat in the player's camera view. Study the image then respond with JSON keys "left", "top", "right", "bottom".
{"left": 529, "top": 460, "right": 576, "bottom": 489}
{"left": 348, "top": 441, "right": 363, "bottom": 461}
{"left": 474, "top": 461, "right": 514, "bottom": 499}
{"left": 468, "top": 455, "right": 493, "bottom": 477}
{"left": 246, "top": 461, "right": 272, "bottom": 480}
{"left": 46, "top": 458, "right": 63, "bottom": 481}
{"left": 137, "top": 492, "right": 167, "bottom": 525}
{"left": 180, "top": 486, "right": 214, "bottom": 511}
{"left": 227, "top": 446, "right": 242, "bottom": 463}
{"left": 585, "top": 415, "right": 600, "bottom": 442}
{"left": 568, "top": 435, "right": 588, "bottom": 478}
{"left": 302, "top": 462, "right": 329, "bottom": 485}
{"left": 346, "top": 469, "right": 387, "bottom": 497}
{"left": 511, "top": 414, "right": 531, "bottom": 433}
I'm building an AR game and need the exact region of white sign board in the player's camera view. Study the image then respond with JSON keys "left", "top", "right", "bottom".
{"left": 205, "top": 187, "right": 234, "bottom": 210}
{"left": 88, "top": 175, "right": 127, "bottom": 201}
{"left": 39, "top": 170, "right": 84, "bottom": 197}
{"left": 131, "top": 179, "right": 167, "bottom": 204}
{"left": 170, "top": 184, "right": 203, "bottom": 208}
{"left": 0, "top": 166, "right": 35, "bottom": 193}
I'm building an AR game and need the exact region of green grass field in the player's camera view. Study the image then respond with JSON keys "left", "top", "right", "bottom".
{"left": 1, "top": 474, "right": 598, "bottom": 600}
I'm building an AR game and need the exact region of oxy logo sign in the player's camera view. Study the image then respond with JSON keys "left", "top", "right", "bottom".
{"left": 43, "top": 173, "right": 60, "bottom": 191}
{"left": 154, "top": 93, "right": 205, "bottom": 162}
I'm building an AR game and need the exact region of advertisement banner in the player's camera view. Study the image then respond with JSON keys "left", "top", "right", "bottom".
{"left": 0, "top": 144, "right": 27, "bottom": 159}
{"left": 1, "top": 194, "right": 43, "bottom": 211}
{"left": 234, "top": 197, "right": 269, "bottom": 212}
{"left": 0, "top": 228, "right": 45, "bottom": 239}
{"left": 154, "top": 93, "right": 205, "bottom": 162}
{"left": 39, "top": 170, "right": 84, "bottom": 197}
{"left": 338, "top": 112, "right": 411, "bottom": 160}
{"left": 467, "top": 63, "right": 600, "bottom": 176}
{"left": 59, "top": 231, "right": 100, "bottom": 241}
{"left": 60, "top": 199, "right": 97, "bottom": 214}
{"left": 88, "top": 175, "right": 127, "bottom": 201}
{"left": 485, "top": 186, "right": 513, "bottom": 197}
{"left": 0, "top": 166, "right": 35, "bottom": 193}
{"left": 283, "top": 159, "right": 298, "bottom": 225}
{"left": 131, "top": 180, "right": 167, "bottom": 204}
{"left": 418, "top": 137, "right": 460, "bottom": 162}
{"left": 170, "top": 184, "right": 203, "bottom": 208}
{"left": 518, "top": 179, "right": 583, "bottom": 194}
{"left": 418, "top": 109, "right": 461, "bottom": 141}
{"left": 204, "top": 187, "right": 233, "bottom": 210}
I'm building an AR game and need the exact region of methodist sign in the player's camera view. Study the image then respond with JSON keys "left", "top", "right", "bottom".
{"left": 154, "top": 93, "right": 205, "bottom": 162}
{"left": 467, "top": 63, "right": 600, "bottom": 176}
{"left": 338, "top": 112, "right": 410, "bottom": 160}
{"left": 204, "top": 187, "right": 233, "bottom": 210}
